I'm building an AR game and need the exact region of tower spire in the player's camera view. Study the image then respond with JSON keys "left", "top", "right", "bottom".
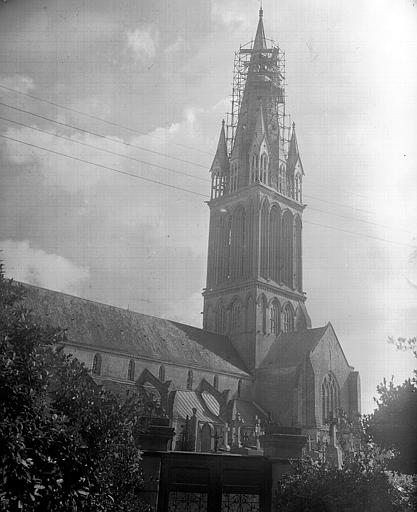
{"left": 253, "top": 6, "right": 267, "bottom": 50}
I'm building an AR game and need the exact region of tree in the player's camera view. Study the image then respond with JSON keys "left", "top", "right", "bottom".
{"left": 273, "top": 451, "right": 416, "bottom": 512}
{"left": 364, "top": 337, "right": 417, "bottom": 474}
{"left": 0, "top": 265, "right": 150, "bottom": 511}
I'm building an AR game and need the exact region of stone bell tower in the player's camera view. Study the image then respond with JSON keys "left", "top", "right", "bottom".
{"left": 202, "top": 8, "right": 311, "bottom": 371}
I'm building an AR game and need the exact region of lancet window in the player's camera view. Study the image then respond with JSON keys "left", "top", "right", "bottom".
{"left": 260, "top": 295, "right": 268, "bottom": 334}
{"left": 282, "top": 303, "right": 294, "bottom": 333}
{"left": 281, "top": 210, "right": 293, "bottom": 287}
{"left": 187, "top": 370, "right": 193, "bottom": 390}
{"left": 260, "top": 200, "right": 269, "bottom": 279}
{"left": 250, "top": 153, "right": 260, "bottom": 183}
{"left": 230, "top": 161, "right": 238, "bottom": 193}
{"left": 211, "top": 167, "right": 226, "bottom": 199}
{"left": 127, "top": 359, "right": 135, "bottom": 381}
{"left": 294, "top": 216, "right": 302, "bottom": 292}
{"left": 159, "top": 365, "right": 166, "bottom": 382}
{"left": 295, "top": 174, "right": 302, "bottom": 202}
{"left": 230, "top": 300, "right": 242, "bottom": 334}
{"left": 260, "top": 153, "right": 268, "bottom": 184}
{"left": 215, "top": 303, "right": 227, "bottom": 334}
{"left": 278, "top": 164, "right": 286, "bottom": 194}
{"left": 92, "top": 353, "right": 102, "bottom": 375}
{"left": 322, "top": 373, "right": 340, "bottom": 423}
{"left": 270, "top": 300, "right": 280, "bottom": 334}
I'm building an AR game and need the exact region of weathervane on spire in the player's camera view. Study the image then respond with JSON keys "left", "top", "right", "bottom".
{"left": 259, "top": 0, "right": 263, "bottom": 17}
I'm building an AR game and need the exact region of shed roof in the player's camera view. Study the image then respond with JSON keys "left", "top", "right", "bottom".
{"left": 19, "top": 282, "right": 250, "bottom": 377}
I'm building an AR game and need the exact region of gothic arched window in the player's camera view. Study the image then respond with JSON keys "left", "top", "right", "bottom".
{"left": 127, "top": 359, "right": 135, "bottom": 381}
{"left": 215, "top": 302, "right": 226, "bottom": 334}
{"left": 250, "top": 154, "right": 256, "bottom": 182}
{"left": 282, "top": 303, "right": 294, "bottom": 333}
{"left": 269, "top": 204, "right": 281, "bottom": 283}
{"left": 92, "top": 353, "right": 102, "bottom": 376}
{"left": 260, "top": 152, "right": 268, "bottom": 184}
{"left": 230, "top": 161, "right": 238, "bottom": 193}
{"left": 270, "top": 300, "right": 280, "bottom": 334}
{"left": 237, "top": 379, "right": 242, "bottom": 397}
{"left": 230, "top": 300, "right": 242, "bottom": 334}
{"left": 294, "top": 215, "right": 302, "bottom": 292}
{"left": 281, "top": 210, "right": 293, "bottom": 288}
{"left": 213, "top": 374, "right": 219, "bottom": 390}
{"left": 322, "top": 373, "right": 340, "bottom": 423}
{"left": 159, "top": 365, "right": 166, "bottom": 382}
{"left": 260, "top": 200, "right": 269, "bottom": 279}
{"left": 295, "top": 174, "right": 302, "bottom": 202}
{"left": 260, "top": 295, "right": 268, "bottom": 334}
{"left": 187, "top": 369, "right": 193, "bottom": 390}
{"left": 279, "top": 164, "right": 286, "bottom": 194}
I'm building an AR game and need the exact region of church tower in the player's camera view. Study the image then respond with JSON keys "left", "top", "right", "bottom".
{"left": 203, "top": 9, "right": 311, "bottom": 371}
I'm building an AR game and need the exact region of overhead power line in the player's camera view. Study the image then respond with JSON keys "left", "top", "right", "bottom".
{"left": 0, "top": 84, "right": 393, "bottom": 216}
{"left": 0, "top": 115, "right": 208, "bottom": 184}
{"left": 0, "top": 101, "right": 209, "bottom": 170}
{"left": 0, "top": 83, "right": 212, "bottom": 156}
{"left": 0, "top": 93, "right": 406, "bottom": 229}
{"left": 0, "top": 133, "right": 206, "bottom": 198}
{"left": 1, "top": 113, "right": 414, "bottom": 238}
{"left": 1, "top": 132, "right": 415, "bottom": 250}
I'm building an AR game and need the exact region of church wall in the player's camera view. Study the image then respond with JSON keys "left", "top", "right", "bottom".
{"left": 309, "top": 328, "right": 356, "bottom": 426}
{"left": 253, "top": 367, "right": 297, "bottom": 426}
{"left": 63, "top": 344, "right": 249, "bottom": 398}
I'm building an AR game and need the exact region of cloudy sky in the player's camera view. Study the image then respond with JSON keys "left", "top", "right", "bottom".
{"left": 0, "top": 0, "right": 416, "bottom": 413}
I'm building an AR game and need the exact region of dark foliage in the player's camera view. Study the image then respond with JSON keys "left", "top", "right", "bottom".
{"left": 364, "top": 337, "right": 417, "bottom": 474}
{"left": 0, "top": 265, "right": 150, "bottom": 511}
{"left": 273, "top": 452, "right": 416, "bottom": 512}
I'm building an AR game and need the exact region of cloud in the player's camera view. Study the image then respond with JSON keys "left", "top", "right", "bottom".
{"left": 164, "top": 36, "right": 187, "bottom": 56}
{"left": 0, "top": 74, "right": 35, "bottom": 95}
{"left": 126, "top": 27, "right": 159, "bottom": 65}
{"left": 211, "top": 1, "right": 251, "bottom": 31}
{"left": 1, "top": 240, "right": 90, "bottom": 295}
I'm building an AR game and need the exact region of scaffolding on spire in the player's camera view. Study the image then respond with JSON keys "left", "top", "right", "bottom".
{"left": 225, "top": 37, "right": 292, "bottom": 159}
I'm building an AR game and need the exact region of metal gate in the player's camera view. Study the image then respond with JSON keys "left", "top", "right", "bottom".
{"left": 157, "top": 452, "right": 271, "bottom": 512}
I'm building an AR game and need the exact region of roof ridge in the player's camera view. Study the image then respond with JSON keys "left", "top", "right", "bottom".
{"left": 16, "top": 280, "right": 197, "bottom": 327}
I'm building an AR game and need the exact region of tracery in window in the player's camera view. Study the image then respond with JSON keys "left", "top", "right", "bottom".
{"left": 322, "top": 373, "right": 340, "bottom": 423}
{"left": 270, "top": 300, "right": 280, "bottom": 334}
{"left": 282, "top": 303, "right": 294, "bottom": 333}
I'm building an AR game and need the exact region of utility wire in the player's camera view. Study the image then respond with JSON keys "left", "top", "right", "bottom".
{"left": 0, "top": 96, "right": 401, "bottom": 226}
{"left": 0, "top": 115, "right": 208, "bottom": 184}
{"left": 304, "top": 220, "right": 416, "bottom": 249}
{"left": 0, "top": 133, "right": 207, "bottom": 198}
{"left": 1, "top": 133, "right": 415, "bottom": 250}
{"left": 2, "top": 112, "right": 413, "bottom": 237}
{"left": 0, "top": 83, "right": 212, "bottom": 156}
{"left": 0, "top": 101, "right": 208, "bottom": 169}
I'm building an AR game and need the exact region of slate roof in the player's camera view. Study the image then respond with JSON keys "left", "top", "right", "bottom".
{"left": 19, "top": 283, "right": 250, "bottom": 376}
{"left": 258, "top": 325, "right": 329, "bottom": 369}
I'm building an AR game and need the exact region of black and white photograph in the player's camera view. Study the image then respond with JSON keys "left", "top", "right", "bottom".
{"left": 0, "top": 0, "right": 416, "bottom": 510}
